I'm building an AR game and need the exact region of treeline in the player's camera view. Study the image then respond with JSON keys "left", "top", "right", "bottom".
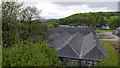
{"left": 2, "top": 2, "right": 61, "bottom": 66}
{"left": 49, "top": 12, "right": 120, "bottom": 29}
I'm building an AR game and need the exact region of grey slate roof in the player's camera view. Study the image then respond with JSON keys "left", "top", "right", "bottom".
{"left": 115, "top": 27, "right": 120, "bottom": 35}
{"left": 48, "top": 25, "right": 108, "bottom": 61}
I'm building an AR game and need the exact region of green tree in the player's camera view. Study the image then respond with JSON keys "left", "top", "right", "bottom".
{"left": 2, "top": 2, "right": 23, "bottom": 47}
{"left": 2, "top": 2, "right": 61, "bottom": 66}
{"left": 20, "top": 6, "right": 42, "bottom": 40}
{"left": 97, "top": 16, "right": 105, "bottom": 28}
{"left": 109, "top": 18, "right": 120, "bottom": 29}
{"left": 21, "top": 6, "right": 41, "bottom": 24}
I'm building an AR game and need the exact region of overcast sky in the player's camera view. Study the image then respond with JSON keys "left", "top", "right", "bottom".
{"left": 2, "top": 0, "right": 119, "bottom": 19}
{"left": 26, "top": 2, "right": 118, "bottom": 19}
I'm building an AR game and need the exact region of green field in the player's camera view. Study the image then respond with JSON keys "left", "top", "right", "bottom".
{"left": 110, "top": 16, "right": 119, "bottom": 19}
{"left": 99, "top": 40, "right": 119, "bottom": 66}
{"left": 95, "top": 29, "right": 115, "bottom": 32}
{"left": 0, "top": 45, "right": 2, "bottom": 67}
{"left": 99, "top": 37, "right": 115, "bottom": 39}
{"left": 98, "top": 34, "right": 110, "bottom": 37}
{"left": 104, "top": 16, "right": 119, "bottom": 21}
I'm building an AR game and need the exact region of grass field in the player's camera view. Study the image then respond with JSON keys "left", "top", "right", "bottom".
{"left": 104, "top": 16, "right": 118, "bottom": 21}
{"left": 0, "top": 45, "right": 2, "bottom": 67}
{"left": 110, "top": 16, "right": 119, "bottom": 19}
{"left": 99, "top": 37, "right": 115, "bottom": 39}
{"left": 95, "top": 29, "right": 115, "bottom": 32}
{"left": 99, "top": 40, "right": 119, "bottom": 66}
{"left": 108, "top": 41, "right": 120, "bottom": 53}
{"left": 98, "top": 34, "right": 110, "bottom": 37}
{"left": 108, "top": 41, "right": 119, "bottom": 46}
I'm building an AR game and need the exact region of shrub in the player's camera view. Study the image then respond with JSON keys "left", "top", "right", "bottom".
{"left": 2, "top": 40, "right": 61, "bottom": 66}
{"left": 51, "top": 22, "right": 59, "bottom": 28}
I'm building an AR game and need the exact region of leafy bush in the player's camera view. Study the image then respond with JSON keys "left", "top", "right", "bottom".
{"left": 2, "top": 40, "right": 61, "bottom": 66}
{"left": 2, "top": 2, "right": 61, "bottom": 66}
{"left": 67, "top": 60, "right": 79, "bottom": 66}
{"left": 0, "top": 45, "right": 2, "bottom": 67}
{"left": 51, "top": 22, "right": 59, "bottom": 28}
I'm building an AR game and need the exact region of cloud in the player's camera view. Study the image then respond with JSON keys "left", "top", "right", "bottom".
{"left": 18, "top": 0, "right": 119, "bottom": 2}
{"left": 1, "top": 0, "right": 119, "bottom": 19}
{"left": 20, "top": 1, "right": 119, "bottom": 19}
{"left": 53, "top": 2, "right": 118, "bottom": 10}
{"left": 34, "top": 2, "right": 118, "bottom": 19}
{"left": 35, "top": 2, "right": 75, "bottom": 19}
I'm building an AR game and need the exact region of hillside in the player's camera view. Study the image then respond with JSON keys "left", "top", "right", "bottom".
{"left": 48, "top": 12, "right": 120, "bottom": 29}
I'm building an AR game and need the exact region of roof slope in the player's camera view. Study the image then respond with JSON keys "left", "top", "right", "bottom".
{"left": 115, "top": 27, "right": 120, "bottom": 35}
{"left": 48, "top": 26, "right": 108, "bottom": 61}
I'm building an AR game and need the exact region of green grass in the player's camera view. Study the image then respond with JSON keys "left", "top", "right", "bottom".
{"left": 99, "top": 40, "right": 119, "bottom": 66}
{"left": 98, "top": 34, "right": 110, "bottom": 37}
{"left": 99, "top": 37, "right": 115, "bottom": 39}
{"left": 108, "top": 41, "right": 119, "bottom": 46}
{"left": 110, "top": 16, "right": 119, "bottom": 19}
{"left": 0, "top": 45, "right": 2, "bottom": 67}
{"left": 95, "top": 29, "right": 115, "bottom": 32}
{"left": 104, "top": 16, "right": 118, "bottom": 21}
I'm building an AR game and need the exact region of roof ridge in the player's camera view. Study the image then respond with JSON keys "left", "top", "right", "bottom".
{"left": 81, "top": 33, "right": 96, "bottom": 58}
{"left": 79, "top": 31, "right": 90, "bottom": 58}
{"left": 57, "top": 32, "right": 78, "bottom": 50}
{"left": 79, "top": 34, "right": 85, "bottom": 59}
{"left": 82, "top": 44, "right": 96, "bottom": 57}
{"left": 68, "top": 43, "right": 79, "bottom": 57}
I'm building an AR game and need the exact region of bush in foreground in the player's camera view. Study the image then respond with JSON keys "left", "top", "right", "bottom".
{"left": 2, "top": 40, "right": 61, "bottom": 66}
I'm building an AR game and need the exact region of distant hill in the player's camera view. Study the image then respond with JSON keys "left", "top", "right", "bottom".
{"left": 46, "top": 12, "right": 119, "bottom": 29}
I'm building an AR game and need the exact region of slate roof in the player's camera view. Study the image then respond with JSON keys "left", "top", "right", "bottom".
{"left": 115, "top": 27, "right": 120, "bottom": 35}
{"left": 48, "top": 25, "right": 109, "bottom": 61}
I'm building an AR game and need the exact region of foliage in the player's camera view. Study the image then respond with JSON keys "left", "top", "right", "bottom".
{"left": 2, "top": 40, "right": 61, "bottom": 66}
{"left": 51, "top": 22, "right": 59, "bottom": 28}
{"left": 44, "top": 21, "right": 59, "bottom": 28}
{"left": 0, "top": 45, "right": 2, "bottom": 67}
{"left": 2, "top": 2, "right": 48, "bottom": 47}
{"left": 20, "top": 6, "right": 41, "bottom": 24}
{"left": 2, "top": 2, "right": 61, "bottom": 66}
{"left": 98, "top": 40, "right": 119, "bottom": 66}
{"left": 49, "top": 12, "right": 119, "bottom": 29}
{"left": 110, "top": 16, "right": 119, "bottom": 19}
{"left": 46, "top": 22, "right": 54, "bottom": 28}
{"left": 109, "top": 18, "right": 120, "bottom": 29}
{"left": 2, "top": 2, "right": 23, "bottom": 47}
{"left": 20, "top": 22, "right": 48, "bottom": 41}
{"left": 66, "top": 60, "right": 79, "bottom": 66}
